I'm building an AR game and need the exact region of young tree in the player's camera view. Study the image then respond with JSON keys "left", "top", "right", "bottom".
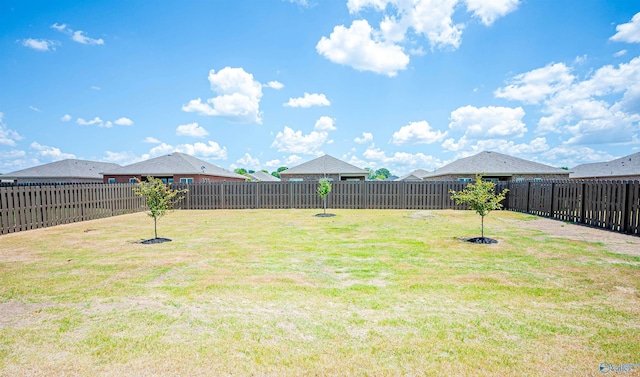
{"left": 317, "top": 178, "right": 332, "bottom": 215}
{"left": 133, "top": 177, "right": 188, "bottom": 240}
{"left": 449, "top": 173, "right": 509, "bottom": 240}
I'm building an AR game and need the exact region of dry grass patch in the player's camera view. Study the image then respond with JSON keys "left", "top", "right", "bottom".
{"left": 0, "top": 209, "right": 639, "bottom": 376}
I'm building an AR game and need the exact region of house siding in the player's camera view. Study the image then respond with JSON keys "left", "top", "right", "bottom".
{"left": 103, "top": 174, "right": 246, "bottom": 183}
{"left": 280, "top": 173, "right": 366, "bottom": 182}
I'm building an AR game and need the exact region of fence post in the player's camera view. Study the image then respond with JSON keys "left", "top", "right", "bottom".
{"left": 580, "top": 181, "right": 587, "bottom": 225}
{"left": 525, "top": 181, "right": 531, "bottom": 214}
{"left": 622, "top": 181, "right": 630, "bottom": 234}
{"left": 550, "top": 181, "right": 556, "bottom": 219}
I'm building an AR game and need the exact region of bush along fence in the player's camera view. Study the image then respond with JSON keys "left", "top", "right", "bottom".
{"left": 0, "top": 180, "right": 639, "bottom": 236}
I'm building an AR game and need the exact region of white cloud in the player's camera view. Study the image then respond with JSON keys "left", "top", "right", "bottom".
{"left": 71, "top": 30, "right": 104, "bottom": 45}
{"left": 465, "top": 0, "right": 520, "bottom": 26}
{"left": 614, "top": 50, "right": 627, "bottom": 57}
{"left": 114, "top": 117, "right": 134, "bottom": 126}
{"left": 284, "top": 155, "right": 303, "bottom": 165}
{"left": 264, "top": 159, "right": 281, "bottom": 168}
{"left": 176, "top": 122, "right": 208, "bottom": 138}
{"left": 102, "top": 151, "right": 142, "bottom": 165}
{"left": 91, "top": 85, "right": 101, "bottom": 90}
{"left": 541, "top": 146, "right": 616, "bottom": 168}
{"left": 236, "top": 153, "right": 260, "bottom": 167}
{"left": 495, "top": 56, "right": 640, "bottom": 144}
{"left": 30, "top": 142, "right": 75, "bottom": 161}
{"left": 314, "top": 116, "right": 336, "bottom": 131}
{"left": 391, "top": 120, "right": 447, "bottom": 145}
{"left": 0, "top": 113, "right": 24, "bottom": 147}
{"left": 29, "top": 106, "right": 41, "bottom": 112}
{"left": 271, "top": 126, "right": 330, "bottom": 155}
{"left": 51, "top": 23, "right": 104, "bottom": 45}
{"left": 103, "top": 121, "right": 113, "bottom": 128}
{"left": 494, "top": 62, "right": 574, "bottom": 104}
{"left": 354, "top": 132, "right": 374, "bottom": 144}
{"left": 182, "top": 67, "right": 263, "bottom": 123}
{"left": 264, "top": 81, "right": 284, "bottom": 90}
{"left": 175, "top": 141, "right": 227, "bottom": 159}
{"left": 143, "top": 137, "right": 161, "bottom": 144}
{"left": 329, "top": 0, "right": 519, "bottom": 76}
{"left": 610, "top": 12, "right": 640, "bottom": 43}
{"left": 51, "top": 23, "right": 67, "bottom": 32}
{"left": 60, "top": 114, "right": 72, "bottom": 122}
{"left": 361, "top": 144, "right": 442, "bottom": 173}
{"left": 284, "top": 92, "right": 331, "bottom": 108}
{"left": 21, "top": 38, "right": 57, "bottom": 51}
{"left": 271, "top": 116, "right": 336, "bottom": 155}
{"left": 316, "top": 20, "right": 410, "bottom": 77}
{"left": 449, "top": 105, "right": 527, "bottom": 139}
{"left": 76, "top": 117, "right": 103, "bottom": 126}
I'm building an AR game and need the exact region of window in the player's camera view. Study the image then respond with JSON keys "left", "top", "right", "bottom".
{"left": 515, "top": 177, "right": 524, "bottom": 183}
{"left": 201, "top": 178, "right": 211, "bottom": 183}
{"left": 290, "top": 178, "right": 303, "bottom": 182}
{"left": 129, "top": 178, "right": 137, "bottom": 184}
{"left": 457, "top": 178, "right": 472, "bottom": 182}
{"left": 180, "top": 178, "right": 194, "bottom": 184}
{"left": 108, "top": 178, "right": 116, "bottom": 184}
{"left": 534, "top": 178, "right": 542, "bottom": 182}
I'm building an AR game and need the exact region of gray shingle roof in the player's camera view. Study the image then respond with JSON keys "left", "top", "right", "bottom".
{"left": 395, "top": 169, "right": 431, "bottom": 181}
{"left": 2, "top": 159, "right": 121, "bottom": 180}
{"left": 103, "top": 152, "right": 246, "bottom": 179}
{"left": 280, "top": 155, "right": 368, "bottom": 175}
{"left": 570, "top": 152, "right": 640, "bottom": 179}
{"left": 247, "top": 171, "right": 280, "bottom": 181}
{"left": 427, "top": 151, "right": 568, "bottom": 177}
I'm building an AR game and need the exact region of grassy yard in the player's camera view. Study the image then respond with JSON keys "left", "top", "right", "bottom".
{"left": 0, "top": 209, "right": 638, "bottom": 376}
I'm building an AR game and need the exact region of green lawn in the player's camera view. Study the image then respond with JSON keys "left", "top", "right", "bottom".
{"left": 0, "top": 209, "right": 638, "bottom": 376}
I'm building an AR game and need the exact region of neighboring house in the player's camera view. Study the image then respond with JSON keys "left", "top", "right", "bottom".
{"left": 395, "top": 169, "right": 430, "bottom": 181}
{"left": 247, "top": 171, "right": 280, "bottom": 182}
{"left": 279, "top": 154, "right": 369, "bottom": 182}
{"left": 570, "top": 152, "right": 640, "bottom": 180}
{"left": 102, "top": 152, "right": 247, "bottom": 183}
{"left": 422, "top": 151, "right": 569, "bottom": 182}
{"left": 1, "top": 159, "right": 121, "bottom": 184}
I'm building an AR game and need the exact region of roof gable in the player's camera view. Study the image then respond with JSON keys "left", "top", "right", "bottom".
{"left": 2, "top": 159, "right": 121, "bottom": 179}
{"left": 247, "top": 171, "right": 280, "bottom": 181}
{"left": 280, "top": 155, "right": 368, "bottom": 175}
{"left": 428, "top": 151, "right": 567, "bottom": 177}
{"left": 103, "top": 152, "right": 246, "bottom": 179}
{"left": 570, "top": 152, "right": 640, "bottom": 178}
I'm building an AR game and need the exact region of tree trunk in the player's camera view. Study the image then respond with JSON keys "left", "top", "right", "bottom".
{"left": 481, "top": 215, "right": 484, "bottom": 239}
{"left": 323, "top": 197, "right": 327, "bottom": 215}
{"left": 154, "top": 216, "right": 158, "bottom": 239}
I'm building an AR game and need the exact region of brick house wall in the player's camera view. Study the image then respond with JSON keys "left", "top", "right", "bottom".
{"left": 279, "top": 173, "right": 366, "bottom": 182}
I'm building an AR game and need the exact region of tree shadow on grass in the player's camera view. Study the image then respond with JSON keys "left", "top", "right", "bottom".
{"left": 139, "top": 238, "right": 172, "bottom": 245}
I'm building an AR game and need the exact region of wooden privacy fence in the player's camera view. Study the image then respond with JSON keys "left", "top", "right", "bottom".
{"left": 0, "top": 183, "right": 145, "bottom": 235}
{"left": 171, "top": 181, "right": 471, "bottom": 210}
{"left": 506, "top": 180, "right": 640, "bottom": 235}
{"left": 1, "top": 180, "right": 639, "bottom": 236}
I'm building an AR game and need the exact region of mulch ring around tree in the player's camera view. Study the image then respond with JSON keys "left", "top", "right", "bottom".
{"left": 315, "top": 213, "right": 336, "bottom": 217}
{"left": 140, "top": 238, "right": 172, "bottom": 245}
{"left": 461, "top": 237, "right": 498, "bottom": 244}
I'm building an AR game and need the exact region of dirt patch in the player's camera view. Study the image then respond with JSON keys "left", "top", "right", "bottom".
{"left": 512, "top": 217, "right": 640, "bottom": 256}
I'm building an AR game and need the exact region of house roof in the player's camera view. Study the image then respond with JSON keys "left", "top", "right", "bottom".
{"left": 247, "top": 171, "right": 280, "bottom": 181}
{"left": 103, "top": 152, "right": 246, "bottom": 179}
{"left": 2, "top": 159, "right": 121, "bottom": 180}
{"left": 570, "top": 152, "right": 640, "bottom": 179}
{"left": 426, "top": 151, "right": 568, "bottom": 177}
{"left": 280, "top": 154, "right": 368, "bottom": 176}
{"left": 395, "top": 169, "right": 431, "bottom": 181}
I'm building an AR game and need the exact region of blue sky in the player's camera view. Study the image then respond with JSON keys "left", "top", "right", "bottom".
{"left": 1, "top": 0, "right": 640, "bottom": 176}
